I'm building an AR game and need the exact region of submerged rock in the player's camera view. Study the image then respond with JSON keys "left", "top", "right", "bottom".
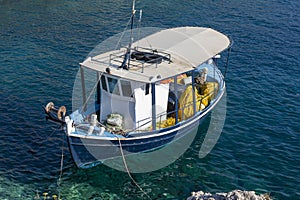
{"left": 187, "top": 190, "right": 271, "bottom": 200}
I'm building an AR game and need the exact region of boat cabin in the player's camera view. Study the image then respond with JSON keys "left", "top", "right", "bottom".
{"left": 70, "top": 27, "right": 230, "bottom": 136}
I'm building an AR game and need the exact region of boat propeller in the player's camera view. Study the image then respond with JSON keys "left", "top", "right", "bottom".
{"left": 44, "top": 102, "right": 66, "bottom": 124}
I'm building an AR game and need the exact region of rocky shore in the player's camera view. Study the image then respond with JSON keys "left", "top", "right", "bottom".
{"left": 187, "top": 190, "right": 271, "bottom": 200}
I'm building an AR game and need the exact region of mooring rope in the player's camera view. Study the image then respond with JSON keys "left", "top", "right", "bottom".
{"left": 57, "top": 131, "right": 65, "bottom": 199}
{"left": 37, "top": 125, "right": 61, "bottom": 145}
{"left": 118, "top": 138, "right": 152, "bottom": 200}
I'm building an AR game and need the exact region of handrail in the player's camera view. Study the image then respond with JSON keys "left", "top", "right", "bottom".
{"left": 134, "top": 83, "right": 219, "bottom": 131}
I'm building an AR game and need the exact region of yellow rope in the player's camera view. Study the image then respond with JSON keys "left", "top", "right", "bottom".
{"left": 118, "top": 139, "right": 152, "bottom": 200}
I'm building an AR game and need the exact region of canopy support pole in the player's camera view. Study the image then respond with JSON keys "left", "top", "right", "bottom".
{"left": 191, "top": 71, "right": 196, "bottom": 115}
{"left": 96, "top": 72, "right": 101, "bottom": 104}
{"left": 80, "top": 66, "right": 87, "bottom": 112}
{"left": 96, "top": 72, "right": 101, "bottom": 120}
{"left": 151, "top": 83, "right": 156, "bottom": 130}
{"left": 174, "top": 76, "right": 179, "bottom": 124}
{"left": 224, "top": 46, "right": 231, "bottom": 81}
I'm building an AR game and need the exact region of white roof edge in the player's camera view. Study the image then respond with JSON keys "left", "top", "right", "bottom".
{"left": 80, "top": 26, "right": 230, "bottom": 83}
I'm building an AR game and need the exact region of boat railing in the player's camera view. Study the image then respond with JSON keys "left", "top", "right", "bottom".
{"left": 134, "top": 46, "right": 171, "bottom": 61}
{"left": 156, "top": 86, "right": 218, "bottom": 128}
{"left": 214, "top": 65, "right": 225, "bottom": 89}
{"left": 109, "top": 47, "right": 171, "bottom": 72}
{"left": 135, "top": 84, "right": 219, "bottom": 131}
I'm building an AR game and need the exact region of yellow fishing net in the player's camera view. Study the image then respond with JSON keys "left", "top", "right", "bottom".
{"left": 149, "top": 82, "right": 218, "bottom": 130}
{"left": 178, "top": 82, "right": 218, "bottom": 121}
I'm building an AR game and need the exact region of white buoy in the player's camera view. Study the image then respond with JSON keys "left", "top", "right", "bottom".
{"left": 99, "top": 127, "right": 105, "bottom": 136}
{"left": 87, "top": 126, "right": 94, "bottom": 135}
{"left": 90, "top": 114, "right": 98, "bottom": 126}
{"left": 87, "top": 114, "right": 98, "bottom": 135}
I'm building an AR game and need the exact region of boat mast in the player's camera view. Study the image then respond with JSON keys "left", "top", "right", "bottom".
{"left": 127, "top": 0, "right": 136, "bottom": 68}
{"left": 120, "top": 0, "right": 136, "bottom": 70}
{"left": 119, "top": 0, "right": 135, "bottom": 70}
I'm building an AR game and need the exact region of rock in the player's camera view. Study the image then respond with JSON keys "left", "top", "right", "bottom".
{"left": 187, "top": 190, "right": 271, "bottom": 200}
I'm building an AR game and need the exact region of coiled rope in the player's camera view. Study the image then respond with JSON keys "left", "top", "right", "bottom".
{"left": 118, "top": 138, "right": 152, "bottom": 200}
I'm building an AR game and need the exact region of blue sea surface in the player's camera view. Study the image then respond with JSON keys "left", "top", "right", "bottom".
{"left": 0, "top": 0, "right": 299, "bottom": 199}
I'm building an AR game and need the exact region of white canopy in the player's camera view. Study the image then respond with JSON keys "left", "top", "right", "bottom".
{"left": 80, "top": 27, "right": 230, "bottom": 83}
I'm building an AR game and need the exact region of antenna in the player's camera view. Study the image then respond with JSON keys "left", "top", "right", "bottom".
{"left": 127, "top": 0, "right": 136, "bottom": 69}
{"left": 136, "top": 9, "right": 143, "bottom": 49}
{"left": 139, "top": 9, "right": 142, "bottom": 22}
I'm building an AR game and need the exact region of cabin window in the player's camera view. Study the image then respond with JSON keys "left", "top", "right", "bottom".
{"left": 107, "top": 77, "right": 120, "bottom": 95}
{"left": 120, "top": 80, "right": 132, "bottom": 97}
{"left": 101, "top": 76, "right": 107, "bottom": 91}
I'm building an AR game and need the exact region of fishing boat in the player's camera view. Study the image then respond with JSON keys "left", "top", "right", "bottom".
{"left": 45, "top": 1, "right": 232, "bottom": 168}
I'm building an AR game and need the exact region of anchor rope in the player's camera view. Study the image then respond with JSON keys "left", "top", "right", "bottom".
{"left": 118, "top": 138, "right": 152, "bottom": 200}
{"left": 38, "top": 125, "right": 61, "bottom": 145}
{"left": 57, "top": 130, "right": 65, "bottom": 199}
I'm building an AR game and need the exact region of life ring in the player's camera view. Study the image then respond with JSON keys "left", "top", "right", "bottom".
{"left": 57, "top": 106, "right": 66, "bottom": 120}
{"left": 45, "top": 102, "right": 54, "bottom": 113}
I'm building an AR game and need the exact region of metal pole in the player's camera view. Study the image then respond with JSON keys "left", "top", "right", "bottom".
{"left": 224, "top": 46, "right": 231, "bottom": 80}
{"left": 97, "top": 72, "right": 101, "bottom": 104}
{"left": 174, "top": 76, "right": 179, "bottom": 124}
{"left": 127, "top": 0, "right": 136, "bottom": 68}
{"left": 191, "top": 70, "right": 196, "bottom": 115}
{"left": 80, "top": 66, "right": 87, "bottom": 112}
{"left": 151, "top": 83, "right": 156, "bottom": 130}
{"left": 96, "top": 72, "right": 101, "bottom": 121}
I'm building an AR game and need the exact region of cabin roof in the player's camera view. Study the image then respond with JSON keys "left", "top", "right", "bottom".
{"left": 80, "top": 27, "right": 230, "bottom": 83}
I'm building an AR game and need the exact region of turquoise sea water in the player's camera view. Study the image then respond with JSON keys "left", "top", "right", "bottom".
{"left": 0, "top": 0, "right": 299, "bottom": 199}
